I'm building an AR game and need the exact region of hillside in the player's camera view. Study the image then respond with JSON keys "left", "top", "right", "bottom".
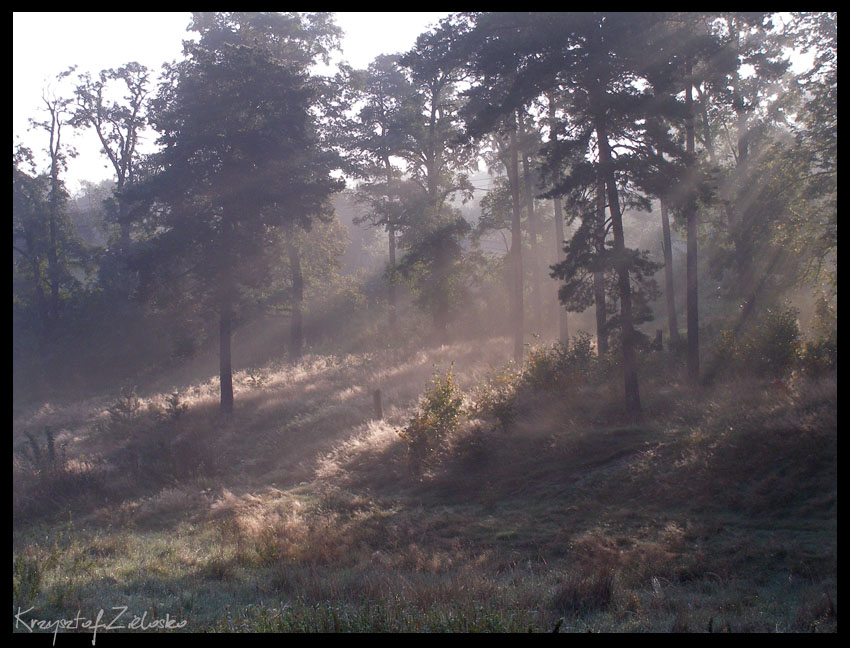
{"left": 13, "top": 337, "right": 837, "bottom": 633}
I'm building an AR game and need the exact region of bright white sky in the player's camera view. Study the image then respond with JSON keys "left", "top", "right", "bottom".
{"left": 13, "top": 12, "right": 449, "bottom": 193}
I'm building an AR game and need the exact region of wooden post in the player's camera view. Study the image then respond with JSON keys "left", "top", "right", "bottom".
{"left": 373, "top": 389, "right": 383, "bottom": 420}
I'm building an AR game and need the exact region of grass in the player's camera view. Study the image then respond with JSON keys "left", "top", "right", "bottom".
{"left": 12, "top": 337, "right": 837, "bottom": 633}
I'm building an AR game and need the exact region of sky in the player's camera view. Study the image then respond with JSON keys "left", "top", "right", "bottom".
{"left": 12, "top": 12, "right": 450, "bottom": 193}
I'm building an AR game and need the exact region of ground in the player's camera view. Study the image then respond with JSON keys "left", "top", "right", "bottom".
{"left": 12, "top": 337, "right": 837, "bottom": 633}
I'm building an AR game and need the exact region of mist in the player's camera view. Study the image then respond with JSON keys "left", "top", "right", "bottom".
{"left": 13, "top": 12, "right": 836, "bottom": 635}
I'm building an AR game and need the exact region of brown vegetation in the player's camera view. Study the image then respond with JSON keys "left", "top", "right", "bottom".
{"left": 13, "top": 335, "right": 836, "bottom": 633}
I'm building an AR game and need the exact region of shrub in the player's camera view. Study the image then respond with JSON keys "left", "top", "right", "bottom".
{"left": 19, "top": 427, "right": 65, "bottom": 476}
{"left": 809, "top": 295, "right": 837, "bottom": 342}
{"left": 520, "top": 332, "right": 601, "bottom": 395}
{"left": 399, "top": 364, "right": 465, "bottom": 473}
{"left": 522, "top": 341, "right": 569, "bottom": 393}
{"left": 799, "top": 296, "right": 837, "bottom": 377}
{"left": 13, "top": 550, "right": 44, "bottom": 607}
{"left": 747, "top": 306, "right": 801, "bottom": 377}
{"left": 160, "top": 391, "right": 189, "bottom": 423}
{"left": 799, "top": 338, "right": 837, "bottom": 376}
{"left": 553, "top": 564, "right": 617, "bottom": 616}
{"left": 105, "top": 386, "right": 142, "bottom": 434}
{"left": 712, "top": 305, "right": 802, "bottom": 379}
{"left": 469, "top": 364, "right": 519, "bottom": 429}
{"left": 14, "top": 428, "right": 106, "bottom": 517}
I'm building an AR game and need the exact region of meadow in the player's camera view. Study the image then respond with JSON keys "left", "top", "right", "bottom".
{"left": 13, "top": 336, "right": 837, "bottom": 633}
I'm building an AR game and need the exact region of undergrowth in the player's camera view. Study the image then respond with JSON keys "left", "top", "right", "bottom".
{"left": 12, "top": 338, "right": 836, "bottom": 634}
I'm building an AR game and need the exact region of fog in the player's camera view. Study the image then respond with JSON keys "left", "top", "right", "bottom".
{"left": 13, "top": 12, "right": 835, "bottom": 635}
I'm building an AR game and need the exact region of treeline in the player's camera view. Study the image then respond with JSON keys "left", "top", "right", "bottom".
{"left": 13, "top": 12, "right": 836, "bottom": 416}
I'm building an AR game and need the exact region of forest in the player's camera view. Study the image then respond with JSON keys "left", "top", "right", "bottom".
{"left": 13, "top": 12, "right": 836, "bottom": 634}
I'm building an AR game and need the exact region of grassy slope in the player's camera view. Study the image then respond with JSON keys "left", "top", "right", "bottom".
{"left": 13, "top": 338, "right": 837, "bottom": 633}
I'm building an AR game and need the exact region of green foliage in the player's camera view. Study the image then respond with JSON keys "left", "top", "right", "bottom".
{"left": 399, "top": 364, "right": 465, "bottom": 472}
{"left": 809, "top": 295, "right": 837, "bottom": 342}
{"left": 105, "top": 386, "right": 142, "bottom": 433}
{"left": 713, "top": 306, "right": 802, "bottom": 378}
{"left": 469, "top": 333, "right": 614, "bottom": 430}
{"left": 469, "top": 363, "right": 520, "bottom": 429}
{"left": 19, "top": 427, "right": 66, "bottom": 476}
{"left": 799, "top": 339, "right": 837, "bottom": 377}
{"left": 397, "top": 213, "right": 473, "bottom": 335}
{"left": 12, "top": 550, "right": 44, "bottom": 608}
{"left": 521, "top": 332, "right": 601, "bottom": 394}
{"left": 160, "top": 391, "right": 189, "bottom": 423}
{"left": 742, "top": 306, "right": 802, "bottom": 378}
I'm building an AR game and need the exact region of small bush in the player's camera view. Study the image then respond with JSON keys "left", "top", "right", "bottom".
{"left": 399, "top": 364, "right": 465, "bottom": 473}
{"left": 520, "top": 332, "right": 601, "bottom": 394}
{"left": 160, "top": 391, "right": 189, "bottom": 424}
{"left": 13, "top": 550, "right": 43, "bottom": 607}
{"left": 799, "top": 297, "right": 837, "bottom": 377}
{"left": 19, "top": 427, "right": 65, "bottom": 476}
{"left": 809, "top": 295, "right": 837, "bottom": 342}
{"left": 522, "top": 341, "right": 569, "bottom": 393}
{"left": 15, "top": 428, "right": 107, "bottom": 517}
{"left": 747, "top": 306, "right": 801, "bottom": 377}
{"left": 105, "top": 386, "right": 142, "bottom": 434}
{"left": 799, "top": 338, "right": 837, "bottom": 376}
{"left": 553, "top": 564, "right": 617, "bottom": 616}
{"left": 713, "top": 305, "right": 802, "bottom": 379}
{"left": 469, "top": 364, "right": 519, "bottom": 429}
{"left": 453, "top": 422, "right": 491, "bottom": 469}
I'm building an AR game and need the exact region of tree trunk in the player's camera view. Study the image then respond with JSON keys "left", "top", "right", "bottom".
{"left": 520, "top": 113, "right": 543, "bottom": 335}
{"left": 553, "top": 194, "right": 569, "bottom": 344}
{"left": 685, "top": 74, "right": 700, "bottom": 384}
{"left": 115, "top": 177, "right": 131, "bottom": 255}
{"left": 219, "top": 295, "right": 234, "bottom": 417}
{"left": 507, "top": 117, "right": 525, "bottom": 365}
{"left": 697, "top": 87, "right": 718, "bottom": 167}
{"left": 548, "top": 92, "right": 568, "bottom": 344}
{"left": 47, "top": 170, "right": 61, "bottom": 331}
{"left": 384, "top": 155, "right": 397, "bottom": 334}
{"left": 287, "top": 238, "right": 304, "bottom": 362}
{"left": 387, "top": 223, "right": 397, "bottom": 333}
{"left": 594, "top": 178, "right": 608, "bottom": 357}
{"left": 660, "top": 198, "right": 680, "bottom": 345}
{"left": 729, "top": 29, "right": 755, "bottom": 327}
{"left": 596, "top": 116, "right": 641, "bottom": 415}
{"left": 732, "top": 110, "right": 755, "bottom": 321}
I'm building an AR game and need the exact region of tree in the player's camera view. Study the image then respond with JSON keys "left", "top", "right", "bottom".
{"left": 785, "top": 12, "right": 836, "bottom": 295}
{"left": 348, "top": 54, "right": 417, "bottom": 334}
{"left": 451, "top": 12, "right": 708, "bottom": 413}
{"left": 71, "top": 62, "right": 151, "bottom": 253}
{"left": 479, "top": 123, "right": 526, "bottom": 363}
{"left": 546, "top": 91, "right": 570, "bottom": 344}
{"left": 254, "top": 216, "right": 348, "bottom": 361}
{"left": 142, "top": 22, "right": 343, "bottom": 416}
{"left": 13, "top": 146, "right": 52, "bottom": 340}
{"left": 28, "top": 68, "right": 81, "bottom": 332}
{"left": 694, "top": 13, "right": 792, "bottom": 323}
{"left": 393, "top": 20, "right": 479, "bottom": 341}
{"left": 518, "top": 108, "right": 545, "bottom": 334}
